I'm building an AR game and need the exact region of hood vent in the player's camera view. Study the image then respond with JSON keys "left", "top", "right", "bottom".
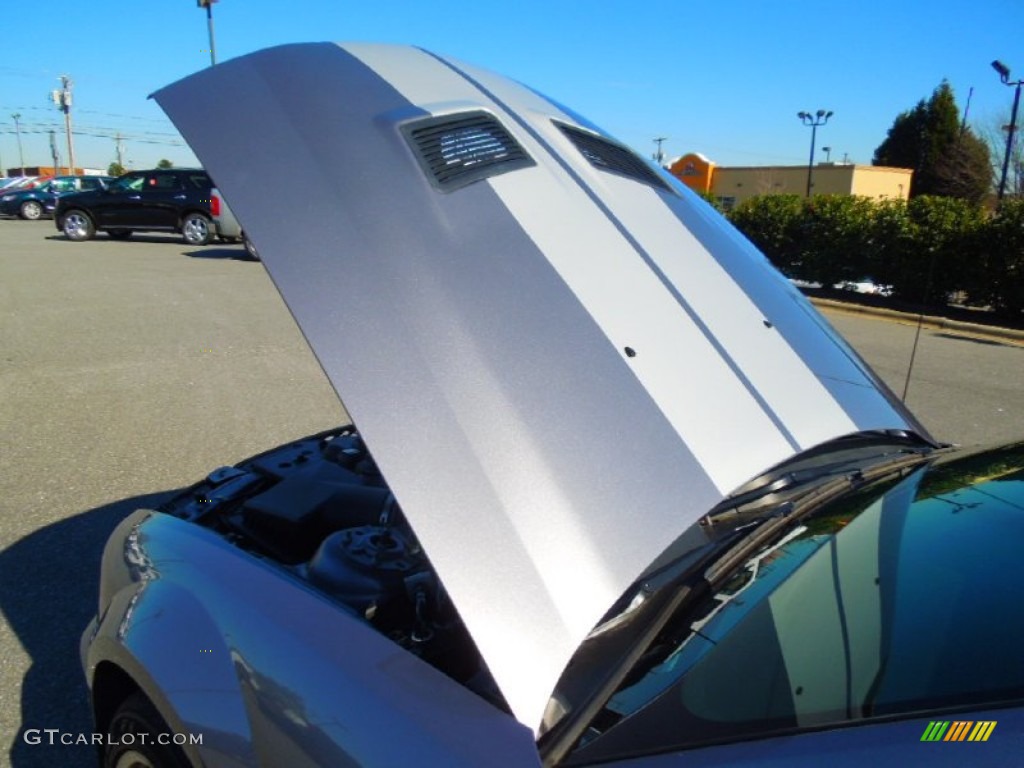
{"left": 404, "top": 111, "right": 535, "bottom": 192}
{"left": 556, "top": 123, "right": 671, "bottom": 192}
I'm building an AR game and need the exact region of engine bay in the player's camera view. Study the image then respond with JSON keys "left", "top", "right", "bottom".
{"left": 160, "top": 426, "right": 505, "bottom": 709}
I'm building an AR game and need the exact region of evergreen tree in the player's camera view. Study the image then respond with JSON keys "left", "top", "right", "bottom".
{"left": 873, "top": 82, "right": 991, "bottom": 203}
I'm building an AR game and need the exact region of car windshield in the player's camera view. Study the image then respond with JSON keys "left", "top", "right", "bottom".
{"left": 561, "top": 444, "right": 1024, "bottom": 764}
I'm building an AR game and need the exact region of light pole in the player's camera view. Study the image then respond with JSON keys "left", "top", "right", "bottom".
{"left": 197, "top": 0, "right": 218, "bottom": 66}
{"left": 992, "top": 59, "right": 1022, "bottom": 201}
{"left": 12, "top": 113, "right": 25, "bottom": 174}
{"left": 797, "top": 109, "right": 832, "bottom": 197}
{"left": 652, "top": 136, "right": 667, "bottom": 166}
{"left": 822, "top": 146, "right": 832, "bottom": 163}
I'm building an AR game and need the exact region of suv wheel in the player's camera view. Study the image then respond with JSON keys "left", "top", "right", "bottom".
{"left": 62, "top": 210, "right": 96, "bottom": 241}
{"left": 181, "top": 212, "right": 212, "bottom": 246}
{"left": 19, "top": 200, "right": 43, "bottom": 220}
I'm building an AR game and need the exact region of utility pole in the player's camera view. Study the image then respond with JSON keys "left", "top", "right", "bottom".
{"left": 12, "top": 113, "right": 25, "bottom": 174}
{"left": 49, "top": 130, "right": 60, "bottom": 173}
{"left": 51, "top": 76, "right": 76, "bottom": 175}
{"left": 115, "top": 133, "right": 125, "bottom": 170}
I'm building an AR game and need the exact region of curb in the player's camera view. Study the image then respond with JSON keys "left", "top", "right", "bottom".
{"left": 810, "top": 298, "right": 1024, "bottom": 345}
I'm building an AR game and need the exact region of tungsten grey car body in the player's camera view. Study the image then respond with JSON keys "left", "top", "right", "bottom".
{"left": 81, "top": 43, "right": 1023, "bottom": 767}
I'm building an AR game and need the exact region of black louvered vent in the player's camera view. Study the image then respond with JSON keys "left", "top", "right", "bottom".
{"left": 556, "top": 123, "right": 671, "bottom": 192}
{"left": 404, "top": 112, "right": 535, "bottom": 191}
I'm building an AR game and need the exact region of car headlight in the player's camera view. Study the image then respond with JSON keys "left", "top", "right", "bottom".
{"left": 1, "top": 195, "right": 15, "bottom": 201}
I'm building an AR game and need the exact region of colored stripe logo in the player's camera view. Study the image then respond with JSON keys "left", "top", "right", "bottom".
{"left": 921, "top": 721, "right": 996, "bottom": 742}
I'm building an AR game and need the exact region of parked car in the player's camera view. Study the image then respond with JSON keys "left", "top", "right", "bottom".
{"left": 82, "top": 43, "right": 1023, "bottom": 768}
{"left": 0, "top": 175, "right": 37, "bottom": 192}
{"left": 0, "top": 174, "right": 112, "bottom": 219}
{"left": 53, "top": 168, "right": 223, "bottom": 245}
{"left": 210, "top": 186, "right": 258, "bottom": 258}
{"left": 833, "top": 277, "right": 894, "bottom": 297}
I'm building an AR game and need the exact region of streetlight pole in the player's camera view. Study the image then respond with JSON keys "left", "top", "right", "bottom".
{"left": 197, "top": 0, "right": 218, "bottom": 66}
{"left": 652, "top": 136, "right": 667, "bottom": 166}
{"left": 992, "top": 59, "right": 1022, "bottom": 201}
{"left": 12, "top": 113, "right": 25, "bottom": 174}
{"left": 797, "top": 109, "right": 832, "bottom": 197}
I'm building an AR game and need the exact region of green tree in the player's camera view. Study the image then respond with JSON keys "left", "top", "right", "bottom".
{"left": 107, "top": 161, "right": 126, "bottom": 176}
{"left": 873, "top": 82, "right": 991, "bottom": 204}
{"left": 156, "top": 158, "right": 173, "bottom": 169}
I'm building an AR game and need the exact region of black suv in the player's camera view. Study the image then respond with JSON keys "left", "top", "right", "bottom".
{"left": 54, "top": 168, "right": 219, "bottom": 245}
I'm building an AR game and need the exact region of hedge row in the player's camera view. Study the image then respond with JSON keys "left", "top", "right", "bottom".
{"left": 725, "top": 194, "right": 1024, "bottom": 316}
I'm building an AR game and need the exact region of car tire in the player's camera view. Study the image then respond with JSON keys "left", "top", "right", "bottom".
{"left": 107, "top": 230, "right": 134, "bottom": 240}
{"left": 103, "top": 692, "right": 191, "bottom": 768}
{"left": 19, "top": 200, "right": 43, "bottom": 220}
{"left": 62, "top": 210, "right": 96, "bottom": 241}
{"left": 181, "top": 212, "right": 213, "bottom": 246}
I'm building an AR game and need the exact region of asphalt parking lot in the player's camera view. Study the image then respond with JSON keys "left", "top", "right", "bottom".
{"left": 1, "top": 217, "right": 1022, "bottom": 767}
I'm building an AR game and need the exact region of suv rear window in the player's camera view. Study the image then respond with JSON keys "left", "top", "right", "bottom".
{"left": 184, "top": 173, "right": 212, "bottom": 190}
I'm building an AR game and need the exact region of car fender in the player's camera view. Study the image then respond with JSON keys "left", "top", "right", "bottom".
{"left": 86, "top": 534, "right": 259, "bottom": 765}
{"left": 87, "top": 510, "right": 541, "bottom": 767}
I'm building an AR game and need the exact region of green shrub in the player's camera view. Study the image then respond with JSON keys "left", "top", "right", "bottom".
{"left": 726, "top": 192, "right": 1007, "bottom": 311}
{"left": 727, "top": 195, "right": 803, "bottom": 275}
{"left": 975, "top": 199, "right": 1024, "bottom": 315}
{"left": 896, "top": 195, "right": 986, "bottom": 304}
{"left": 795, "top": 195, "right": 876, "bottom": 288}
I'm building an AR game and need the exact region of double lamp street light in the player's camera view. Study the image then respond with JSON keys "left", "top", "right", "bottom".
{"left": 797, "top": 109, "right": 833, "bottom": 197}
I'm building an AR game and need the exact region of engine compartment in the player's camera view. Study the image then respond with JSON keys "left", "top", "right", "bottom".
{"left": 160, "top": 426, "right": 504, "bottom": 708}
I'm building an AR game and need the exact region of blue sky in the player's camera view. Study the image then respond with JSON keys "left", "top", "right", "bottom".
{"left": 1, "top": 0, "right": 1021, "bottom": 173}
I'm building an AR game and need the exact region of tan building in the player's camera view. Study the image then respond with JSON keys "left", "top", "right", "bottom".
{"left": 6, "top": 165, "right": 108, "bottom": 177}
{"left": 668, "top": 153, "right": 913, "bottom": 210}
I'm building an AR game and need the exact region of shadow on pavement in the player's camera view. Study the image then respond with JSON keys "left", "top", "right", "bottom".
{"left": 43, "top": 233, "right": 185, "bottom": 245}
{"left": 933, "top": 332, "right": 1018, "bottom": 348}
{"left": 182, "top": 246, "right": 253, "bottom": 261}
{"left": 0, "top": 491, "right": 176, "bottom": 768}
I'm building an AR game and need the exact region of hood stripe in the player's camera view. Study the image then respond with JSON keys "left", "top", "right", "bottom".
{"left": 420, "top": 51, "right": 804, "bottom": 451}
{"left": 431, "top": 54, "right": 925, "bottom": 448}
{"left": 346, "top": 43, "right": 801, "bottom": 493}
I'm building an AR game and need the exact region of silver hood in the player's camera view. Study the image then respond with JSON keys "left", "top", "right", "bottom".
{"left": 153, "top": 43, "right": 931, "bottom": 731}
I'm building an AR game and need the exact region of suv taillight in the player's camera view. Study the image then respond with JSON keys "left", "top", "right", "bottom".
{"left": 210, "top": 194, "right": 221, "bottom": 216}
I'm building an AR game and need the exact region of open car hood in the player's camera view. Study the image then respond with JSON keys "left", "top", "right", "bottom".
{"left": 153, "top": 43, "right": 932, "bottom": 732}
